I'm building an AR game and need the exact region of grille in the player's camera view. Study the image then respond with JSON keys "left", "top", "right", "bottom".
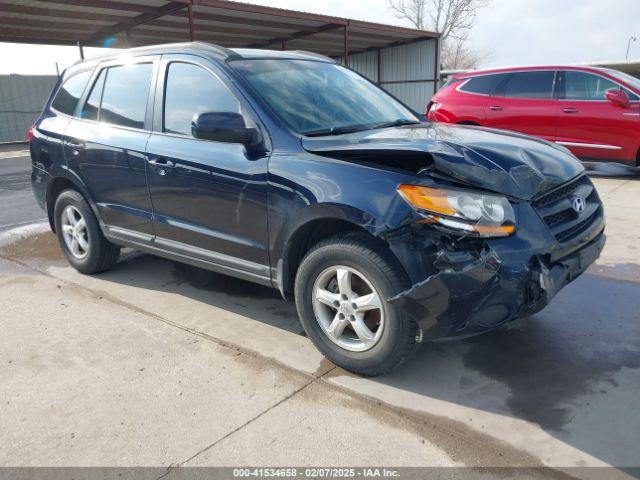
{"left": 532, "top": 175, "right": 603, "bottom": 243}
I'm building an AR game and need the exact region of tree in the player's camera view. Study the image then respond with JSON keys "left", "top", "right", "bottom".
{"left": 388, "top": 0, "right": 490, "bottom": 69}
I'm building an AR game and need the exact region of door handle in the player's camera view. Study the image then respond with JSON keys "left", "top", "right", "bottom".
{"left": 489, "top": 106, "right": 503, "bottom": 111}
{"left": 148, "top": 157, "right": 174, "bottom": 176}
{"left": 563, "top": 108, "right": 579, "bottom": 114}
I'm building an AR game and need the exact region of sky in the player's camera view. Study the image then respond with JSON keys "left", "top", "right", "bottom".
{"left": 1, "top": 0, "right": 639, "bottom": 75}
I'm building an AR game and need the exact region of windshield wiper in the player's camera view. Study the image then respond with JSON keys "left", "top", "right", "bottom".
{"left": 303, "top": 119, "right": 421, "bottom": 137}
{"left": 303, "top": 125, "right": 372, "bottom": 137}
{"left": 370, "top": 118, "right": 421, "bottom": 129}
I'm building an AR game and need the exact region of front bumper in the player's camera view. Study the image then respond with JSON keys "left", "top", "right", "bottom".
{"left": 388, "top": 200, "right": 606, "bottom": 341}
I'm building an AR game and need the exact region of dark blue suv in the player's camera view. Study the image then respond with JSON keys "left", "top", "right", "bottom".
{"left": 30, "top": 42, "right": 605, "bottom": 375}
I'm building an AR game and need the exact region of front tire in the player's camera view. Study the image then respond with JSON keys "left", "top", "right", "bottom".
{"left": 294, "top": 233, "right": 420, "bottom": 376}
{"left": 53, "top": 189, "right": 120, "bottom": 274}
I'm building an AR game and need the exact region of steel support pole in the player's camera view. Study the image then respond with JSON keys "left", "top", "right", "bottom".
{"left": 343, "top": 24, "right": 349, "bottom": 66}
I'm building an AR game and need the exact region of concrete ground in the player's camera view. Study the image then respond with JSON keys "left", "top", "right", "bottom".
{"left": 1, "top": 150, "right": 639, "bottom": 477}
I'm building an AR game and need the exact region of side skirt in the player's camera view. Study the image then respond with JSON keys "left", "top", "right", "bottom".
{"left": 104, "top": 226, "right": 274, "bottom": 288}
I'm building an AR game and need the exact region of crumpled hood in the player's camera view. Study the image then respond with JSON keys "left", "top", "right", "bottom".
{"left": 301, "top": 123, "right": 584, "bottom": 200}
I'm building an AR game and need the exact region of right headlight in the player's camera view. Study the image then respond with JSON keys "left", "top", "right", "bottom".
{"left": 397, "top": 184, "right": 516, "bottom": 237}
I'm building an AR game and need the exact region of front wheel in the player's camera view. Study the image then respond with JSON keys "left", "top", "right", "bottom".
{"left": 294, "top": 233, "right": 421, "bottom": 376}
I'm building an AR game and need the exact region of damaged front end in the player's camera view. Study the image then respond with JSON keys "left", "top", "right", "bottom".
{"left": 386, "top": 181, "right": 606, "bottom": 341}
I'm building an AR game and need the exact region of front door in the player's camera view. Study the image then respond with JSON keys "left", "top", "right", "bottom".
{"left": 145, "top": 55, "right": 270, "bottom": 280}
{"left": 64, "top": 58, "right": 158, "bottom": 237}
{"left": 555, "top": 70, "right": 640, "bottom": 162}
{"left": 483, "top": 70, "right": 558, "bottom": 141}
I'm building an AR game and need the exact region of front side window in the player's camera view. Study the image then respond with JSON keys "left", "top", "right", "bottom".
{"left": 459, "top": 74, "right": 508, "bottom": 95}
{"left": 503, "top": 71, "right": 555, "bottom": 99}
{"left": 51, "top": 70, "right": 92, "bottom": 116}
{"left": 99, "top": 63, "right": 153, "bottom": 129}
{"left": 563, "top": 71, "right": 639, "bottom": 101}
{"left": 231, "top": 59, "right": 418, "bottom": 135}
{"left": 163, "top": 62, "right": 240, "bottom": 136}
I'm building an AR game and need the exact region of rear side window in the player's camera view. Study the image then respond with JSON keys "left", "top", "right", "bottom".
{"left": 458, "top": 74, "right": 508, "bottom": 95}
{"left": 51, "top": 70, "right": 92, "bottom": 116}
{"left": 503, "top": 71, "right": 555, "bottom": 99}
{"left": 163, "top": 62, "right": 240, "bottom": 136}
{"left": 99, "top": 63, "right": 153, "bottom": 129}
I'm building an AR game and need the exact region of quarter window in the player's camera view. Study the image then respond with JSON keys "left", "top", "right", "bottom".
{"left": 79, "top": 69, "right": 106, "bottom": 121}
{"left": 99, "top": 63, "right": 153, "bottom": 129}
{"left": 458, "top": 74, "right": 508, "bottom": 95}
{"left": 563, "top": 71, "right": 639, "bottom": 101}
{"left": 163, "top": 62, "right": 240, "bottom": 136}
{"left": 51, "top": 70, "right": 92, "bottom": 116}
{"left": 503, "top": 71, "right": 555, "bottom": 99}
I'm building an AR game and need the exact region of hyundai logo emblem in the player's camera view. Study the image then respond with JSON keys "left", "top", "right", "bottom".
{"left": 572, "top": 197, "right": 586, "bottom": 213}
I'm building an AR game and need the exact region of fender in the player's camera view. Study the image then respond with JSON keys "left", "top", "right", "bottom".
{"left": 44, "top": 165, "right": 108, "bottom": 235}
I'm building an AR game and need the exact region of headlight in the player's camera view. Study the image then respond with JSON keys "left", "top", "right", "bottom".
{"left": 397, "top": 184, "right": 516, "bottom": 237}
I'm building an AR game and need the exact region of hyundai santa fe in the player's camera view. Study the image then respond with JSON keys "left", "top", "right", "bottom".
{"left": 428, "top": 65, "right": 640, "bottom": 166}
{"left": 30, "top": 43, "right": 605, "bottom": 375}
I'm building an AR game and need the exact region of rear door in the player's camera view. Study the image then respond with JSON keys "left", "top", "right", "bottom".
{"left": 483, "top": 70, "right": 559, "bottom": 141}
{"left": 555, "top": 70, "right": 640, "bottom": 162}
{"left": 145, "top": 54, "right": 270, "bottom": 280}
{"left": 64, "top": 57, "right": 158, "bottom": 239}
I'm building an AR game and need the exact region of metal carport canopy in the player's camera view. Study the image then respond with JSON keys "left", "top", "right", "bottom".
{"left": 0, "top": 0, "right": 439, "bottom": 64}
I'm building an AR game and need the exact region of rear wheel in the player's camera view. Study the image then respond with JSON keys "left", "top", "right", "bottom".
{"left": 54, "top": 189, "right": 120, "bottom": 274}
{"left": 294, "top": 233, "right": 421, "bottom": 376}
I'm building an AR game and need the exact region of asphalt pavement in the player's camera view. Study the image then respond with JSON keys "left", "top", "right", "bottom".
{"left": 0, "top": 145, "right": 46, "bottom": 232}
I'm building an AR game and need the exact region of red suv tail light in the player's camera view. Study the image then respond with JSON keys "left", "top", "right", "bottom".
{"left": 27, "top": 124, "right": 36, "bottom": 143}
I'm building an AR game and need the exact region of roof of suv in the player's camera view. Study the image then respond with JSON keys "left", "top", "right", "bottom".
{"left": 68, "top": 42, "right": 334, "bottom": 74}
{"left": 454, "top": 64, "right": 613, "bottom": 79}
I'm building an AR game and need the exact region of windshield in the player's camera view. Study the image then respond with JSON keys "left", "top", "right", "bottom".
{"left": 602, "top": 68, "right": 640, "bottom": 92}
{"left": 231, "top": 59, "right": 419, "bottom": 135}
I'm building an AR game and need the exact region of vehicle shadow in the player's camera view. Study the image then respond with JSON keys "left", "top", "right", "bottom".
{"left": 584, "top": 161, "right": 640, "bottom": 179}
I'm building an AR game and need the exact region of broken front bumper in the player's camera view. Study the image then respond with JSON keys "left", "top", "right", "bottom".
{"left": 389, "top": 214, "right": 606, "bottom": 341}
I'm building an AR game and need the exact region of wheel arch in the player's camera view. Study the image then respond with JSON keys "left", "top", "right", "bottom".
{"left": 46, "top": 174, "right": 99, "bottom": 233}
{"left": 278, "top": 215, "right": 405, "bottom": 300}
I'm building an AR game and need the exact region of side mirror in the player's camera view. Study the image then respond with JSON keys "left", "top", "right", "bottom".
{"left": 191, "top": 111, "right": 262, "bottom": 146}
{"left": 605, "top": 89, "right": 630, "bottom": 108}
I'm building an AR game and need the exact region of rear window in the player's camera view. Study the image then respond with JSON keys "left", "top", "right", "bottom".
{"left": 51, "top": 70, "right": 92, "bottom": 116}
{"left": 458, "top": 74, "right": 508, "bottom": 95}
{"left": 99, "top": 63, "right": 153, "bottom": 129}
{"left": 503, "top": 71, "right": 555, "bottom": 99}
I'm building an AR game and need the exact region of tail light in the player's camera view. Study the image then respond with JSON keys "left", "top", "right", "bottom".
{"left": 27, "top": 124, "right": 36, "bottom": 143}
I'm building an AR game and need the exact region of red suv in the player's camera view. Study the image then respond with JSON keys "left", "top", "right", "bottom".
{"left": 428, "top": 66, "right": 640, "bottom": 165}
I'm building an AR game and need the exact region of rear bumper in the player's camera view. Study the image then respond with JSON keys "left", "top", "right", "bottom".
{"left": 389, "top": 225, "right": 605, "bottom": 342}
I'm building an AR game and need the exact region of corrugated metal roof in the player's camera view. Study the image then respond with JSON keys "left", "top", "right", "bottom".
{"left": 0, "top": 0, "right": 438, "bottom": 58}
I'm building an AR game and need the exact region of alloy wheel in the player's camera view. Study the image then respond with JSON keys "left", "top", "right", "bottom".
{"left": 60, "top": 205, "right": 90, "bottom": 259}
{"left": 311, "top": 265, "right": 385, "bottom": 352}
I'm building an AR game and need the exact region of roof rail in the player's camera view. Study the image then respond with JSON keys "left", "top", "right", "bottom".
{"left": 70, "top": 41, "right": 239, "bottom": 68}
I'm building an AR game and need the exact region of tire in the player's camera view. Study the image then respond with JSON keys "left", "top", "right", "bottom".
{"left": 294, "top": 232, "right": 421, "bottom": 376}
{"left": 53, "top": 189, "right": 120, "bottom": 274}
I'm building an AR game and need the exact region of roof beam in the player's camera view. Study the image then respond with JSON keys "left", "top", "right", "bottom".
{"left": 1, "top": 17, "right": 106, "bottom": 33}
{"left": 0, "top": 2, "right": 126, "bottom": 23}
{"left": 245, "top": 23, "right": 344, "bottom": 48}
{"left": 41, "top": 0, "right": 182, "bottom": 14}
{"left": 87, "top": 1, "right": 189, "bottom": 43}
{"left": 192, "top": 0, "right": 348, "bottom": 25}
{"left": 169, "top": 9, "right": 311, "bottom": 32}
